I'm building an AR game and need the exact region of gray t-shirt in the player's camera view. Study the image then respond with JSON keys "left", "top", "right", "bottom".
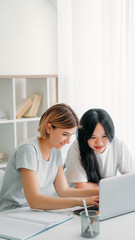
{"left": 0, "top": 137, "right": 63, "bottom": 211}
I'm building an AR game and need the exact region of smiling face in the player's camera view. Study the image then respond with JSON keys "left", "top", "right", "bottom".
{"left": 47, "top": 123, "right": 77, "bottom": 149}
{"left": 87, "top": 123, "right": 109, "bottom": 153}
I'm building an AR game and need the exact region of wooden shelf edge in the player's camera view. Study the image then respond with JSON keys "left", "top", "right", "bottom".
{"left": 0, "top": 75, "right": 58, "bottom": 79}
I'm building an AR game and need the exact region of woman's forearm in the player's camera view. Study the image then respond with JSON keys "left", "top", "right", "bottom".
{"left": 29, "top": 194, "right": 80, "bottom": 210}
{"left": 28, "top": 194, "right": 98, "bottom": 210}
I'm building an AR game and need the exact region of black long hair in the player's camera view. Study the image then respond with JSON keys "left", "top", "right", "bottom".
{"left": 77, "top": 108, "right": 115, "bottom": 183}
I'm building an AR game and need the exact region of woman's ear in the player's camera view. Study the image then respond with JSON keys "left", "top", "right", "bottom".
{"left": 46, "top": 123, "right": 52, "bottom": 134}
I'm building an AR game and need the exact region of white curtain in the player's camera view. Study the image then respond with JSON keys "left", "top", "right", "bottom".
{"left": 58, "top": 0, "right": 135, "bottom": 157}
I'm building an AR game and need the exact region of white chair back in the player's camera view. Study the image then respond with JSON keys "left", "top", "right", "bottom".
{"left": 0, "top": 169, "right": 4, "bottom": 192}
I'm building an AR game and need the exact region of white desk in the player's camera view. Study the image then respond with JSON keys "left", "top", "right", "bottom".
{"left": 0, "top": 209, "right": 135, "bottom": 240}
{"left": 0, "top": 208, "right": 135, "bottom": 240}
{"left": 31, "top": 211, "right": 135, "bottom": 240}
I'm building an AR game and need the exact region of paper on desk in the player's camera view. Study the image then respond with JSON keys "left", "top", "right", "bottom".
{"left": 0, "top": 209, "right": 73, "bottom": 240}
{"left": 7, "top": 209, "right": 71, "bottom": 226}
{"left": 0, "top": 216, "right": 46, "bottom": 240}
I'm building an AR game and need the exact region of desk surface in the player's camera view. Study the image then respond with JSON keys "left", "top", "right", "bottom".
{"left": 0, "top": 209, "right": 135, "bottom": 240}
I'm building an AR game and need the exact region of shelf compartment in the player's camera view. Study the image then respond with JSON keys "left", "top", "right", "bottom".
{"left": 16, "top": 120, "right": 40, "bottom": 145}
{"left": 0, "top": 79, "right": 14, "bottom": 120}
{"left": 0, "top": 123, "right": 15, "bottom": 161}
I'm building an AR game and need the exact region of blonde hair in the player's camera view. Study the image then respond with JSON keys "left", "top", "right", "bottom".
{"left": 38, "top": 103, "right": 79, "bottom": 139}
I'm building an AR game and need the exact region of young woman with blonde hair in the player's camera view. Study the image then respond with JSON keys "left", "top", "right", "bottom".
{"left": 0, "top": 103, "right": 99, "bottom": 211}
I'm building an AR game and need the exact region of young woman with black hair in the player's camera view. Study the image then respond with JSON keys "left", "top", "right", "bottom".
{"left": 65, "top": 108, "right": 135, "bottom": 190}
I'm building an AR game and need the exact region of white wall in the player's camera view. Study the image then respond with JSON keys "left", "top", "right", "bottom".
{"left": 0, "top": 0, "right": 57, "bottom": 75}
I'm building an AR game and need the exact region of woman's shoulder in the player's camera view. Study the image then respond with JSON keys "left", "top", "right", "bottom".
{"left": 16, "top": 137, "right": 39, "bottom": 154}
{"left": 71, "top": 139, "right": 79, "bottom": 147}
{"left": 110, "top": 137, "right": 124, "bottom": 150}
{"left": 8, "top": 137, "right": 40, "bottom": 169}
{"left": 112, "top": 136, "right": 123, "bottom": 144}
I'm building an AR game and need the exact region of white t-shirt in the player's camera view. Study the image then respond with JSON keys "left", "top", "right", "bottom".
{"left": 0, "top": 137, "right": 63, "bottom": 212}
{"left": 65, "top": 137, "right": 135, "bottom": 184}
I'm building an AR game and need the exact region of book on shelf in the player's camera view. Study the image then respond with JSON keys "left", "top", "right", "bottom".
{"left": 23, "top": 93, "right": 42, "bottom": 118}
{"left": 16, "top": 98, "right": 33, "bottom": 119}
{"left": 0, "top": 208, "right": 73, "bottom": 240}
{"left": 23, "top": 94, "right": 39, "bottom": 118}
{"left": 32, "top": 93, "right": 42, "bottom": 117}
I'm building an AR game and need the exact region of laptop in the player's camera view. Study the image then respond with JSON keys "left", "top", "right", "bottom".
{"left": 73, "top": 172, "right": 135, "bottom": 221}
{"left": 99, "top": 172, "right": 135, "bottom": 220}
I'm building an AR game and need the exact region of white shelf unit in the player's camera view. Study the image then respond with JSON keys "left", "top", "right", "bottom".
{"left": 0, "top": 75, "right": 58, "bottom": 170}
